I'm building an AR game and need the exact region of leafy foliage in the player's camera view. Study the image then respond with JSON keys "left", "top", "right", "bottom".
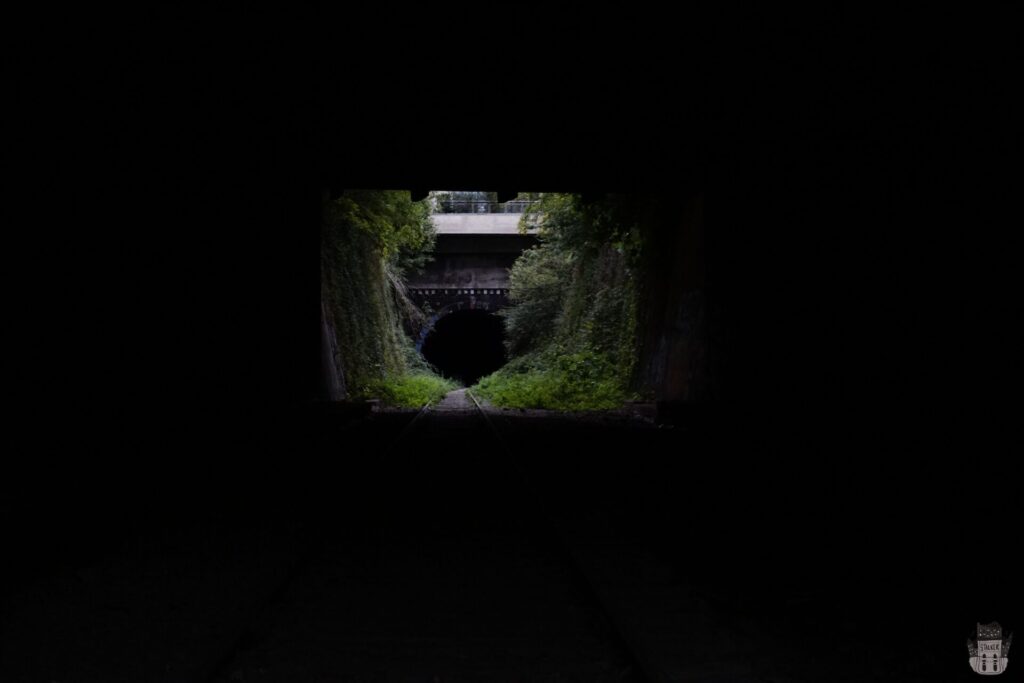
{"left": 475, "top": 193, "right": 643, "bottom": 410}
{"left": 474, "top": 347, "right": 630, "bottom": 410}
{"left": 520, "top": 193, "right": 645, "bottom": 264}
{"left": 321, "top": 190, "right": 448, "bottom": 405}
{"left": 365, "top": 372, "right": 458, "bottom": 408}
{"left": 332, "top": 189, "right": 436, "bottom": 277}
{"left": 500, "top": 244, "right": 571, "bottom": 355}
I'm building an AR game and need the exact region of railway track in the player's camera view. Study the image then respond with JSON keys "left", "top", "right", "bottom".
{"left": 3, "top": 391, "right": 968, "bottom": 682}
{"left": 2, "top": 395, "right": 771, "bottom": 682}
{"left": 463, "top": 392, "right": 774, "bottom": 683}
{"left": 205, "top": 393, "right": 652, "bottom": 682}
{"left": 465, "top": 389, "right": 661, "bottom": 683}
{"left": 206, "top": 392, "right": 773, "bottom": 682}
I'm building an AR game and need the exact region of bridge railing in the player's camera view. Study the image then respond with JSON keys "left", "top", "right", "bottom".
{"left": 409, "top": 288, "right": 510, "bottom": 296}
{"left": 434, "top": 200, "right": 537, "bottom": 214}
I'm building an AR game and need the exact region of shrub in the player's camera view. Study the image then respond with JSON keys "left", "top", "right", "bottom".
{"left": 364, "top": 372, "right": 459, "bottom": 408}
{"left": 474, "top": 348, "right": 630, "bottom": 411}
{"left": 474, "top": 193, "right": 642, "bottom": 411}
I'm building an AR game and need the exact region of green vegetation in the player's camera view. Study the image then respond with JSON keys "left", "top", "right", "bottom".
{"left": 474, "top": 347, "right": 628, "bottom": 410}
{"left": 365, "top": 372, "right": 459, "bottom": 408}
{"left": 472, "top": 194, "right": 643, "bottom": 410}
{"left": 321, "top": 190, "right": 453, "bottom": 406}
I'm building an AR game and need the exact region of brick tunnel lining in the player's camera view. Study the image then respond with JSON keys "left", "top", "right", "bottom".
{"left": 421, "top": 309, "right": 506, "bottom": 386}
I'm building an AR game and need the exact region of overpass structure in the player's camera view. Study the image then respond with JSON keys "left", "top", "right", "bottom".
{"left": 407, "top": 212, "right": 538, "bottom": 350}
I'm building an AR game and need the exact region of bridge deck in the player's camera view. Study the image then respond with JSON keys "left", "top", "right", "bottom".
{"left": 432, "top": 213, "right": 536, "bottom": 234}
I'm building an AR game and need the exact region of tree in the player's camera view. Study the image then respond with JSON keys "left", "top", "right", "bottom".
{"left": 501, "top": 243, "right": 572, "bottom": 355}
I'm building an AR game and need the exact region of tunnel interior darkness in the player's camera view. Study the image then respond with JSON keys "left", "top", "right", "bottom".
{"left": 421, "top": 310, "right": 506, "bottom": 386}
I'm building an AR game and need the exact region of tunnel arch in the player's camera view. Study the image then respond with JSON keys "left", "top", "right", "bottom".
{"left": 420, "top": 308, "right": 507, "bottom": 386}
{"left": 413, "top": 295, "right": 506, "bottom": 352}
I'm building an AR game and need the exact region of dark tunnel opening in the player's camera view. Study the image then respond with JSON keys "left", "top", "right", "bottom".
{"left": 421, "top": 310, "right": 506, "bottom": 386}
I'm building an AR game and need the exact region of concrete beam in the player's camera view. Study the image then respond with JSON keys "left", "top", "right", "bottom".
{"left": 432, "top": 213, "right": 536, "bottom": 235}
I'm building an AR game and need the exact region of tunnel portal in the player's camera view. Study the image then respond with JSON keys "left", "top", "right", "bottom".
{"left": 409, "top": 203, "right": 536, "bottom": 387}
{"left": 421, "top": 310, "right": 506, "bottom": 386}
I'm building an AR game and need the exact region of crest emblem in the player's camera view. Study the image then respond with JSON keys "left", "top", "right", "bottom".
{"left": 968, "top": 622, "right": 1012, "bottom": 675}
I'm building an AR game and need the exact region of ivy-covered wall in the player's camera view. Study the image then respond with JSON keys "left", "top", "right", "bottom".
{"left": 473, "top": 194, "right": 642, "bottom": 409}
{"left": 320, "top": 191, "right": 455, "bottom": 405}
{"left": 473, "top": 191, "right": 715, "bottom": 410}
{"left": 322, "top": 216, "right": 407, "bottom": 392}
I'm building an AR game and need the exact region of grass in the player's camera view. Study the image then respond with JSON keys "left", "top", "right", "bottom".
{"left": 472, "top": 349, "right": 630, "bottom": 411}
{"left": 365, "top": 372, "right": 459, "bottom": 407}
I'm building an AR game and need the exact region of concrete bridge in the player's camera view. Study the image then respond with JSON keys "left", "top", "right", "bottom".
{"left": 408, "top": 212, "right": 537, "bottom": 350}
